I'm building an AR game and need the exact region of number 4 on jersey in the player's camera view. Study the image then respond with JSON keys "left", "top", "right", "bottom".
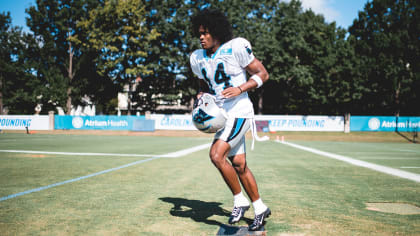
{"left": 215, "top": 63, "right": 232, "bottom": 89}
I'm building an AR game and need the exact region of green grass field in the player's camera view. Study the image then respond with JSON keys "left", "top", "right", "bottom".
{"left": 0, "top": 132, "right": 419, "bottom": 235}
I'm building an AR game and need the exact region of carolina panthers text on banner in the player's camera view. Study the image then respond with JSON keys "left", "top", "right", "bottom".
{"left": 151, "top": 114, "right": 196, "bottom": 130}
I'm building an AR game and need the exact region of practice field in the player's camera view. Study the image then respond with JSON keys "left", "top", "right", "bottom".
{"left": 0, "top": 132, "right": 419, "bottom": 235}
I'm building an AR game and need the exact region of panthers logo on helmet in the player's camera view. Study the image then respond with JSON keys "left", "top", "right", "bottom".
{"left": 192, "top": 93, "right": 227, "bottom": 133}
{"left": 193, "top": 108, "right": 214, "bottom": 130}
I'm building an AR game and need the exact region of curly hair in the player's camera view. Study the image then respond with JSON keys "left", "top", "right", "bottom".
{"left": 191, "top": 8, "right": 233, "bottom": 44}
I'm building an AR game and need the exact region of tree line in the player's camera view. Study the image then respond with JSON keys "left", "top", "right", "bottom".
{"left": 0, "top": 0, "right": 419, "bottom": 116}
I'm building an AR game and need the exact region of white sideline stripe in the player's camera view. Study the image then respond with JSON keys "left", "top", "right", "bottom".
{"left": 156, "top": 143, "right": 211, "bottom": 158}
{"left": 277, "top": 141, "right": 420, "bottom": 183}
{"left": 0, "top": 150, "right": 154, "bottom": 157}
{"left": 360, "top": 157, "right": 419, "bottom": 160}
{"left": 0, "top": 143, "right": 211, "bottom": 202}
{"left": 396, "top": 149, "right": 420, "bottom": 154}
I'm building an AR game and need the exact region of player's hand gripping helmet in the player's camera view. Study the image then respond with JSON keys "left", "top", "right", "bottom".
{"left": 192, "top": 93, "right": 227, "bottom": 133}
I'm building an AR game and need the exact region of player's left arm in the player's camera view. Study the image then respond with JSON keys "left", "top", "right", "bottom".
{"left": 222, "top": 58, "right": 269, "bottom": 98}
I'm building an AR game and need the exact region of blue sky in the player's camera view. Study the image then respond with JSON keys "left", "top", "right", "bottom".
{"left": 0, "top": 0, "right": 35, "bottom": 32}
{"left": 1, "top": 0, "right": 369, "bottom": 31}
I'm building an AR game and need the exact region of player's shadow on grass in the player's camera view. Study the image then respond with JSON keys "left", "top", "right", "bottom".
{"left": 159, "top": 197, "right": 252, "bottom": 226}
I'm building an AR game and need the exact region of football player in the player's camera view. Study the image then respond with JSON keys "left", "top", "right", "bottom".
{"left": 190, "top": 8, "right": 271, "bottom": 231}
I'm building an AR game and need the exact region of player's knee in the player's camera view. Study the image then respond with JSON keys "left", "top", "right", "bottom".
{"left": 233, "top": 161, "right": 247, "bottom": 175}
{"left": 209, "top": 151, "right": 225, "bottom": 168}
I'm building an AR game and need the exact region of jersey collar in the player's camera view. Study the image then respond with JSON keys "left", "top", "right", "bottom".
{"left": 203, "top": 42, "right": 225, "bottom": 60}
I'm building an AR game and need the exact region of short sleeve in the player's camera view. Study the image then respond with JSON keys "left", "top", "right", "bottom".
{"left": 190, "top": 50, "right": 204, "bottom": 79}
{"left": 232, "top": 38, "right": 255, "bottom": 68}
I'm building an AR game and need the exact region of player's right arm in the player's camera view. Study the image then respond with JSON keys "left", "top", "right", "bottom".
{"left": 191, "top": 50, "right": 204, "bottom": 98}
{"left": 243, "top": 58, "right": 269, "bottom": 90}
{"left": 221, "top": 57, "right": 269, "bottom": 99}
{"left": 222, "top": 37, "right": 269, "bottom": 98}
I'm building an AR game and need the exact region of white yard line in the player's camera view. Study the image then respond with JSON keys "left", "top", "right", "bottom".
{"left": 0, "top": 149, "right": 154, "bottom": 157}
{"left": 0, "top": 143, "right": 211, "bottom": 202}
{"left": 277, "top": 140, "right": 420, "bottom": 183}
{"left": 359, "top": 157, "right": 419, "bottom": 160}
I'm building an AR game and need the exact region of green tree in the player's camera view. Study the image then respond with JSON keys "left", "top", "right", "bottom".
{"left": 259, "top": 0, "right": 313, "bottom": 114}
{"left": 0, "top": 12, "right": 40, "bottom": 114}
{"left": 0, "top": 12, "right": 14, "bottom": 114}
{"left": 235, "top": 0, "right": 355, "bottom": 115}
{"left": 349, "top": 0, "right": 420, "bottom": 115}
{"left": 26, "top": 0, "right": 106, "bottom": 114}
{"left": 76, "top": 0, "right": 160, "bottom": 114}
{"left": 138, "top": 0, "right": 192, "bottom": 113}
{"left": 298, "top": 10, "right": 357, "bottom": 115}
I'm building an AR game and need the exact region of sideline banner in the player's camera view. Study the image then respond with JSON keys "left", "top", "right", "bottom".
{"left": 255, "top": 115, "right": 344, "bottom": 132}
{"left": 54, "top": 115, "right": 153, "bottom": 131}
{"left": 350, "top": 116, "right": 420, "bottom": 132}
{"left": 0, "top": 115, "right": 50, "bottom": 130}
{"left": 150, "top": 114, "right": 344, "bottom": 132}
{"left": 150, "top": 114, "right": 195, "bottom": 130}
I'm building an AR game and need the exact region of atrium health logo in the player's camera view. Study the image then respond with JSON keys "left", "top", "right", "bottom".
{"left": 368, "top": 118, "right": 380, "bottom": 130}
{"left": 72, "top": 116, "right": 84, "bottom": 129}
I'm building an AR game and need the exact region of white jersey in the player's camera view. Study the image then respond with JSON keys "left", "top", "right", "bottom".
{"left": 190, "top": 37, "right": 255, "bottom": 118}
